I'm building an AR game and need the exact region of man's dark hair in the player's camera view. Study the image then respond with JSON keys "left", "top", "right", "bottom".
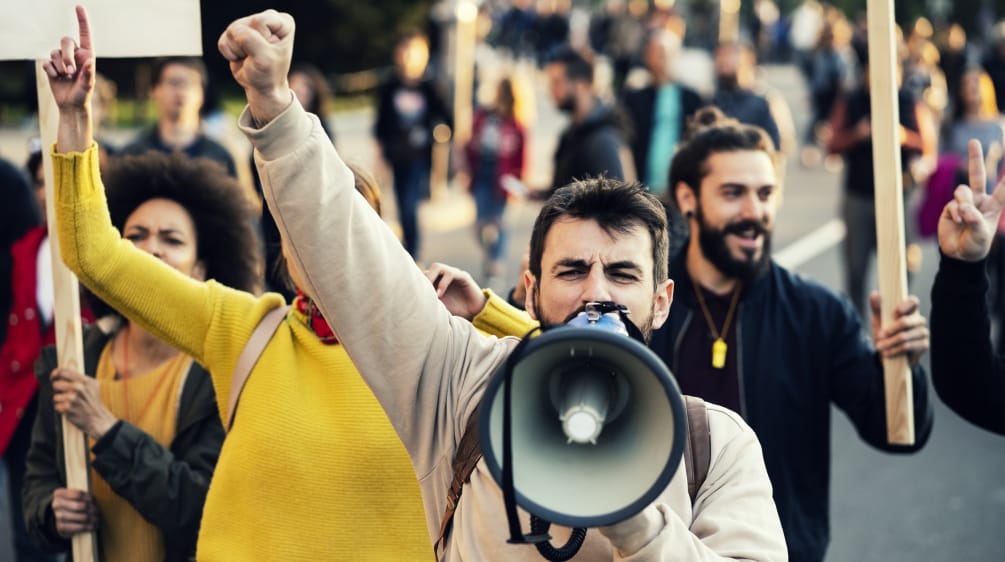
{"left": 547, "top": 45, "right": 594, "bottom": 85}
{"left": 669, "top": 106, "right": 778, "bottom": 199}
{"left": 152, "top": 56, "right": 208, "bottom": 90}
{"left": 529, "top": 177, "right": 669, "bottom": 288}
{"left": 103, "top": 152, "right": 261, "bottom": 297}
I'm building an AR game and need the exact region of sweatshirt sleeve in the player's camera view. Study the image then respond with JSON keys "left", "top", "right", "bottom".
{"left": 616, "top": 408, "right": 787, "bottom": 561}
{"left": 930, "top": 254, "right": 1005, "bottom": 434}
{"left": 243, "top": 99, "right": 516, "bottom": 477}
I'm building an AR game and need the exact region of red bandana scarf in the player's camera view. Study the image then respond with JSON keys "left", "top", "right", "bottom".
{"left": 293, "top": 291, "right": 339, "bottom": 344}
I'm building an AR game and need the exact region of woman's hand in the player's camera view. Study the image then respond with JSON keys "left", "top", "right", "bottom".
{"left": 51, "top": 368, "right": 118, "bottom": 441}
{"left": 51, "top": 488, "right": 100, "bottom": 538}
{"left": 41, "top": 5, "right": 95, "bottom": 153}
{"left": 426, "top": 262, "right": 486, "bottom": 321}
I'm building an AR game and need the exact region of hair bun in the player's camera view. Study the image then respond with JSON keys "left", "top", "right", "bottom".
{"left": 683, "top": 106, "right": 736, "bottom": 141}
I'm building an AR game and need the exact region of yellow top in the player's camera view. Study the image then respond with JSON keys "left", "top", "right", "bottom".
{"left": 91, "top": 344, "right": 190, "bottom": 562}
{"left": 54, "top": 145, "right": 431, "bottom": 561}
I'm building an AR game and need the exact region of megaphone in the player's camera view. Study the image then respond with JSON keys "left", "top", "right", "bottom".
{"left": 478, "top": 302, "right": 688, "bottom": 537}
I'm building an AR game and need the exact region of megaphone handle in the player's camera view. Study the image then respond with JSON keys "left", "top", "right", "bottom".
{"left": 531, "top": 517, "right": 587, "bottom": 561}
{"left": 500, "top": 334, "right": 552, "bottom": 546}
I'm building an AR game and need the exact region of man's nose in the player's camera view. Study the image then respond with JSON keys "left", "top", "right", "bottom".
{"left": 581, "top": 269, "right": 612, "bottom": 303}
{"left": 739, "top": 193, "right": 763, "bottom": 221}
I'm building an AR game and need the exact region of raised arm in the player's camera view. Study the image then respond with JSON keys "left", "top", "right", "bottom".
{"left": 931, "top": 139, "right": 1005, "bottom": 434}
{"left": 221, "top": 11, "right": 514, "bottom": 471}
{"left": 43, "top": 6, "right": 276, "bottom": 375}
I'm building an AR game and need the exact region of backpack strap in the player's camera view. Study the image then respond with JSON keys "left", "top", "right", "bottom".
{"left": 683, "top": 395, "right": 712, "bottom": 504}
{"left": 226, "top": 305, "right": 290, "bottom": 431}
{"left": 434, "top": 405, "right": 483, "bottom": 559}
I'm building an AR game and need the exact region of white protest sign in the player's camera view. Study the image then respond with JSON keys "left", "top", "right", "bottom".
{"left": 0, "top": 0, "right": 201, "bottom": 60}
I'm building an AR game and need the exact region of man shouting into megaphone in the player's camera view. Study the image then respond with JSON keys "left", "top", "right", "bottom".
{"left": 220, "top": 9, "right": 786, "bottom": 560}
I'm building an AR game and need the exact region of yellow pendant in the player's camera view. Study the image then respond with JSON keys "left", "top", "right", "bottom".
{"left": 712, "top": 338, "right": 727, "bottom": 369}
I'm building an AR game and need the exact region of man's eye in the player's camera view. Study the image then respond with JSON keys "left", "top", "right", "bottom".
{"left": 557, "top": 270, "right": 583, "bottom": 278}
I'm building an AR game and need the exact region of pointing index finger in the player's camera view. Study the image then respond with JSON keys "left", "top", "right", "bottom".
{"left": 76, "top": 4, "right": 92, "bottom": 52}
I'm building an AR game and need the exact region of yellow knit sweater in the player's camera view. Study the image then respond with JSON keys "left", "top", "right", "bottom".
{"left": 54, "top": 145, "right": 431, "bottom": 561}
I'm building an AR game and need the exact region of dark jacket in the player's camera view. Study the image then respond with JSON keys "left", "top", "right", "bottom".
{"left": 121, "top": 127, "right": 237, "bottom": 178}
{"left": 374, "top": 75, "right": 452, "bottom": 167}
{"left": 710, "top": 88, "right": 781, "bottom": 150}
{"left": 22, "top": 326, "right": 224, "bottom": 562}
{"left": 620, "top": 83, "right": 704, "bottom": 184}
{"left": 551, "top": 102, "right": 628, "bottom": 192}
{"left": 827, "top": 88, "right": 922, "bottom": 198}
{"left": 930, "top": 254, "right": 1005, "bottom": 435}
{"left": 650, "top": 251, "right": 933, "bottom": 562}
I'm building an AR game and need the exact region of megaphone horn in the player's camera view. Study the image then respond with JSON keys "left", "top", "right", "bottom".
{"left": 479, "top": 306, "right": 688, "bottom": 532}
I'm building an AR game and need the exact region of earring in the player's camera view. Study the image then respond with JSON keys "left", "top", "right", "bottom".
{"left": 684, "top": 210, "right": 694, "bottom": 219}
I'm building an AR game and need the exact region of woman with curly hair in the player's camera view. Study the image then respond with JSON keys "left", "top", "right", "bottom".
{"left": 21, "top": 149, "right": 261, "bottom": 562}
{"left": 29, "top": 8, "right": 432, "bottom": 561}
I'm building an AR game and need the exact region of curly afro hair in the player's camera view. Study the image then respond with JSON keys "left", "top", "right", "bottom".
{"left": 103, "top": 151, "right": 262, "bottom": 295}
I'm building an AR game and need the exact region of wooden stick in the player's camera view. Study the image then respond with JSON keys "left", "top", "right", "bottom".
{"left": 35, "top": 61, "right": 98, "bottom": 561}
{"left": 866, "top": 0, "right": 914, "bottom": 445}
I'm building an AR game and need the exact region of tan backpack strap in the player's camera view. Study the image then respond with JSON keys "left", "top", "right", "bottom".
{"left": 226, "top": 305, "right": 290, "bottom": 431}
{"left": 434, "top": 406, "right": 483, "bottom": 559}
{"left": 683, "top": 395, "right": 712, "bottom": 504}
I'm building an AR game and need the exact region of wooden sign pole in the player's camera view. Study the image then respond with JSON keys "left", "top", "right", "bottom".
{"left": 866, "top": 0, "right": 914, "bottom": 445}
{"left": 36, "top": 61, "right": 97, "bottom": 562}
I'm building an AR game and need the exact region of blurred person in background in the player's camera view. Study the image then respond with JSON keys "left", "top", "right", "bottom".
{"left": 546, "top": 46, "right": 633, "bottom": 193}
{"left": 827, "top": 50, "right": 928, "bottom": 317}
{"left": 621, "top": 30, "right": 703, "bottom": 199}
{"left": 121, "top": 57, "right": 237, "bottom": 177}
{"left": 710, "top": 40, "right": 783, "bottom": 152}
{"left": 800, "top": 11, "right": 852, "bottom": 168}
{"left": 982, "top": 21, "right": 1005, "bottom": 114}
{"left": 374, "top": 30, "right": 452, "bottom": 260}
{"left": 462, "top": 77, "right": 525, "bottom": 288}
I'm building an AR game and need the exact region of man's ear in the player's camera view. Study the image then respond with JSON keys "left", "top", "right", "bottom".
{"left": 675, "top": 181, "right": 696, "bottom": 218}
{"left": 651, "top": 279, "right": 674, "bottom": 330}
{"left": 523, "top": 269, "right": 538, "bottom": 320}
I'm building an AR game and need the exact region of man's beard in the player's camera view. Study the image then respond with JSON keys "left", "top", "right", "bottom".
{"left": 556, "top": 92, "right": 576, "bottom": 114}
{"left": 716, "top": 73, "right": 740, "bottom": 91}
{"left": 695, "top": 206, "right": 771, "bottom": 283}
{"left": 532, "top": 292, "right": 656, "bottom": 343}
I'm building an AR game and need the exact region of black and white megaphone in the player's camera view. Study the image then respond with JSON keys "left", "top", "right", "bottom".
{"left": 478, "top": 302, "right": 687, "bottom": 559}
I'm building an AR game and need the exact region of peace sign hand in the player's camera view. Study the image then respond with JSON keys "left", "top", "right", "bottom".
{"left": 41, "top": 5, "right": 95, "bottom": 114}
{"left": 937, "top": 139, "right": 1005, "bottom": 262}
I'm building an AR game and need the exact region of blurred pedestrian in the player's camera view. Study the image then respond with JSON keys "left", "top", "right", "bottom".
{"left": 463, "top": 78, "right": 525, "bottom": 286}
{"left": 374, "top": 30, "right": 452, "bottom": 259}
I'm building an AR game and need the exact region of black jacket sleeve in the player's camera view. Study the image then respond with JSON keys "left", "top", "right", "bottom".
{"left": 89, "top": 365, "right": 224, "bottom": 560}
{"left": 826, "top": 291, "right": 933, "bottom": 451}
{"left": 930, "top": 254, "right": 1005, "bottom": 435}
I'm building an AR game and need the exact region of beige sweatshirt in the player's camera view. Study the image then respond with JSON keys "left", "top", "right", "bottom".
{"left": 241, "top": 97, "right": 787, "bottom": 561}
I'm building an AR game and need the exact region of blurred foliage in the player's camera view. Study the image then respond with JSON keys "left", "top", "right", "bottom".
{"left": 1, "top": 0, "right": 435, "bottom": 122}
